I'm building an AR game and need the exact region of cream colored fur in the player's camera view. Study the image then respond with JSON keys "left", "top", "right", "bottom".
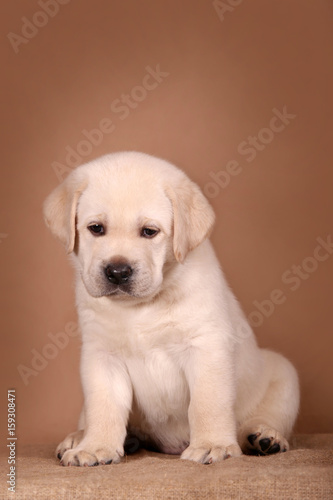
{"left": 44, "top": 152, "right": 299, "bottom": 466}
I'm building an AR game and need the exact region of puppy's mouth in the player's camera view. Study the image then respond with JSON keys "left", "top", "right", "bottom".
{"left": 99, "top": 272, "right": 136, "bottom": 297}
{"left": 84, "top": 281, "right": 136, "bottom": 300}
{"left": 104, "top": 284, "right": 134, "bottom": 298}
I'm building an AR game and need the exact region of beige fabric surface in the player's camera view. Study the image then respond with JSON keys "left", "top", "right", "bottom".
{"left": 1, "top": 435, "right": 332, "bottom": 500}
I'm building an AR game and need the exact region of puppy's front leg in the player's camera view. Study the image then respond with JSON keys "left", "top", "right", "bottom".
{"left": 61, "top": 346, "right": 132, "bottom": 467}
{"left": 181, "top": 341, "right": 242, "bottom": 464}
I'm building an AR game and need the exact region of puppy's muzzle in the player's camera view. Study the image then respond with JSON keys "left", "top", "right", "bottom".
{"left": 104, "top": 261, "right": 133, "bottom": 285}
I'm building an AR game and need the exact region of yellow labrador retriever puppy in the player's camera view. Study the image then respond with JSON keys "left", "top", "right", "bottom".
{"left": 44, "top": 151, "right": 299, "bottom": 466}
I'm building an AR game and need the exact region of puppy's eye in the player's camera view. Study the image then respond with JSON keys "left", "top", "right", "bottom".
{"left": 88, "top": 224, "right": 105, "bottom": 236}
{"left": 141, "top": 227, "right": 159, "bottom": 238}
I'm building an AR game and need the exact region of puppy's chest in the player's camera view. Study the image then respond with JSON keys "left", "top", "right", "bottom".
{"left": 100, "top": 308, "right": 190, "bottom": 415}
{"left": 125, "top": 349, "right": 189, "bottom": 420}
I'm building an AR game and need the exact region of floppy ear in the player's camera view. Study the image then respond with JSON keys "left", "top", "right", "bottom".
{"left": 165, "top": 175, "right": 215, "bottom": 263}
{"left": 43, "top": 170, "right": 87, "bottom": 253}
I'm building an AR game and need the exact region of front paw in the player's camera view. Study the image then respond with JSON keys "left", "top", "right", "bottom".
{"left": 181, "top": 442, "right": 242, "bottom": 464}
{"left": 56, "top": 430, "right": 84, "bottom": 460}
{"left": 60, "top": 445, "right": 124, "bottom": 467}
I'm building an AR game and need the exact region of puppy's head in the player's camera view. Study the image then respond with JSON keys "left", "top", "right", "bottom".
{"left": 43, "top": 152, "right": 215, "bottom": 301}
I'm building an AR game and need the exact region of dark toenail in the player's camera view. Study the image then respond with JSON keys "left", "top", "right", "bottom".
{"left": 259, "top": 438, "right": 271, "bottom": 451}
{"left": 282, "top": 447, "right": 287, "bottom": 452}
{"left": 248, "top": 449, "right": 265, "bottom": 456}
{"left": 248, "top": 433, "right": 259, "bottom": 445}
{"left": 105, "top": 459, "right": 112, "bottom": 465}
{"left": 57, "top": 453, "right": 62, "bottom": 460}
{"left": 267, "top": 443, "right": 281, "bottom": 454}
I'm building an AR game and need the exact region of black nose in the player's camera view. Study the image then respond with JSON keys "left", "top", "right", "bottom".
{"left": 104, "top": 262, "right": 133, "bottom": 285}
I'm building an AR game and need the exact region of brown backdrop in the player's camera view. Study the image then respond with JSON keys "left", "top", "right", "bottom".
{"left": 1, "top": 0, "right": 332, "bottom": 445}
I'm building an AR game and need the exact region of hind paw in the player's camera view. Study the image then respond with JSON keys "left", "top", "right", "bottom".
{"left": 241, "top": 425, "right": 289, "bottom": 456}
